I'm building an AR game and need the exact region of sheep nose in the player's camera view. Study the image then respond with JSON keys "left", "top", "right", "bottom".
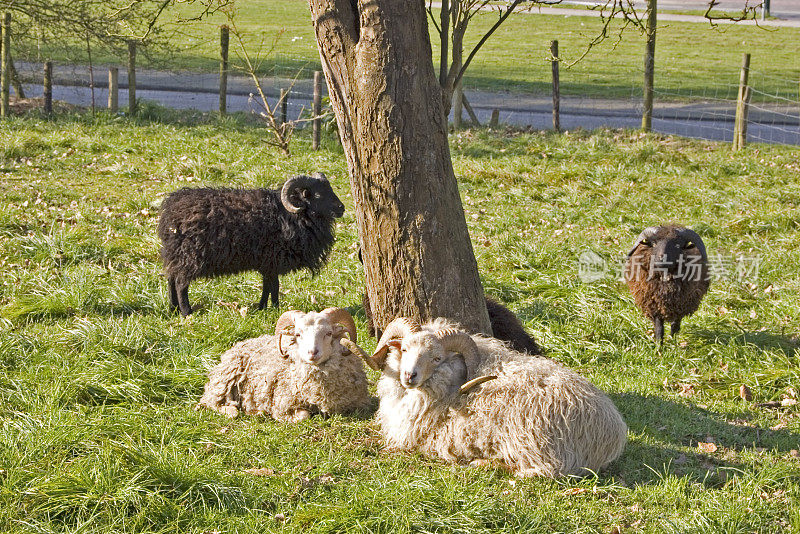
{"left": 308, "top": 349, "right": 320, "bottom": 361}
{"left": 403, "top": 370, "right": 418, "bottom": 384}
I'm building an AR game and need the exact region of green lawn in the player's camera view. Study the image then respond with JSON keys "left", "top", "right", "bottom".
{"left": 14, "top": 0, "right": 800, "bottom": 100}
{"left": 1, "top": 108, "right": 799, "bottom": 532}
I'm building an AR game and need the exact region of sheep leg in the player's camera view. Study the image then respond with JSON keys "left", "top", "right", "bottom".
{"left": 176, "top": 282, "right": 192, "bottom": 317}
{"left": 259, "top": 273, "right": 279, "bottom": 309}
{"left": 653, "top": 316, "right": 664, "bottom": 344}
{"left": 671, "top": 318, "right": 682, "bottom": 338}
{"left": 167, "top": 277, "right": 179, "bottom": 310}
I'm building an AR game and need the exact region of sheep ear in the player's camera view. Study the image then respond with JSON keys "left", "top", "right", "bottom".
{"left": 387, "top": 339, "right": 402, "bottom": 350}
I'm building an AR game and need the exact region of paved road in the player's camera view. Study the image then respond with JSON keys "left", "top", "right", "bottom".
{"left": 17, "top": 62, "right": 800, "bottom": 146}
{"left": 431, "top": 0, "right": 800, "bottom": 25}
{"left": 561, "top": 0, "right": 800, "bottom": 20}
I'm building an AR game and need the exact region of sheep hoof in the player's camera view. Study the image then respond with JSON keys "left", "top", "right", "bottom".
{"left": 220, "top": 405, "right": 240, "bottom": 419}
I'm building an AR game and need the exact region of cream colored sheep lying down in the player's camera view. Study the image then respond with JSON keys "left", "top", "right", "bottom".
{"left": 196, "top": 308, "right": 372, "bottom": 421}
{"left": 354, "top": 317, "right": 627, "bottom": 478}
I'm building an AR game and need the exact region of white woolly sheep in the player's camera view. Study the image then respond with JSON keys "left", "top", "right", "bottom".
{"left": 196, "top": 308, "right": 372, "bottom": 421}
{"left": 350, "top": 317, "right": 627, "bottom": 478}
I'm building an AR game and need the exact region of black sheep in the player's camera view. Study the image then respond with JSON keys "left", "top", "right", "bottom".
{"left": 624, "top": 224, "right": 710, "bottom": 343}
{"left": 158, "top": 172, "right": 344, "bottom": 316}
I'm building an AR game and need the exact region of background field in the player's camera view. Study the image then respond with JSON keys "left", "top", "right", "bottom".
{"left": 1, "top": 108, "right": 798, "bottom": 532}
{"left": 16, "top": 0, "right": 800, "bottom": 100}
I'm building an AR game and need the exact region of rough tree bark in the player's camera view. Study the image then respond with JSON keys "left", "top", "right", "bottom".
{"left": 309, "top": 0, "right": 491, "bottom": 335}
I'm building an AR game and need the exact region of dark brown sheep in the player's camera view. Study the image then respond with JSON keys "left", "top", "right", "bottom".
{"left": 158, "top": 173, "right": 344, "bottom": 316}
{"left": 624, "top": 224, "right": 710, "bottom": 343}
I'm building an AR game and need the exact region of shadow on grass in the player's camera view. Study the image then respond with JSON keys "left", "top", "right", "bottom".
{"left": 690, "top": 327, "right": 800, "bottom": 358}
{"left": 1, "top": 299, "right": 162, "bottom": 323}
{"left": 608, "top": 392, "right": 800, "bottom": 486}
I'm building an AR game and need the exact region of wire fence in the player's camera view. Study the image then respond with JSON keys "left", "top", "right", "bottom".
{"left": 5, "top": 11, "right": 800, "bottom": 147}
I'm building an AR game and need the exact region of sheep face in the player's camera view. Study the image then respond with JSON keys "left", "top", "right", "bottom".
{"left": 387, "top": 334, "right": 445, "bottom": 388}
{"left": 385, "top": 335, "right": 467, "bottom": 396}
{"left": 627, "top": 225, "right": 707, "bottom": 283}
{"left": 291, "top": 313, "right": 347, "bottom": 365}
{"left": 286, "top": 174, "right": 345, "bottom": 219}
{"left": 276, "top": 308, "right": 357, "bottom": 366}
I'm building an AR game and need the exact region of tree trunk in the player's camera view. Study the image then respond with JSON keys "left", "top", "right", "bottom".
{"left": 309, "top": 0, "right": 491, "bottom": 335}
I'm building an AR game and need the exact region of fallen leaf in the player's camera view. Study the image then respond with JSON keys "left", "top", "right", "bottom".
{"left": 678, "top": 384, "right": 695, "bottom": 397}
{"left": 789, "top": 450, "right": 799, "bottom": 458}
{"left": 274, "top": 513, "right": 286, "bottom": 522}
{"left": 739, "top": 384, "right": 753, "bottom": 401}
{"left": 749, "top": 309, "right": 757, "bottom": 319}
{"left": 245, "top": 468, "right": 276, "bottom": 477}
{"left": 698, "top": 441, "right": 718, "bottom": 453}
{"left": 781, "top": 398, "right": 797, "bottom": 407}
{"left": 562, "top": 488, "right": 588, "bottom": 496}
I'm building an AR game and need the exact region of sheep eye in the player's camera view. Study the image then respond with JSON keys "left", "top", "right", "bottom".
{"left": 684, "top": 241, "right": 694, "bottom": 249}
{"left": 641, "top": 239, "right": 652, "bottom": 246}
{"left": 433, "top": 356, "right": 441, "bottom": 363}
{"left": 325, "top": 332, "right": 332, "bottom": 338}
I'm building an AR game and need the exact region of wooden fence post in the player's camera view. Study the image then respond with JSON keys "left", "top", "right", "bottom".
{"left": 127, "top": 40, "right": 137, "bottom": 115}
{"left": 453, "top": 84, "right": 463, "bottom": 129}
{"left": 108, "top": 67, "right": 118, "bottom": 112}
{"left": 280, "top": 88, "right": 288, "bottom": 125}
{"left": 641, "top": 0, "right": 657, "bottom": 131}
{"left": 489, "top": 109, "right": 499, "bottom": 128}
{"left": 312, "top": 71, "right": 322, "bottom": 150}
{"left": 43, "top": 61, "right": 53, "bottom": 115}
{"left": 551, "top": 39, "right": 560, "bottom": 132}
{"left": 1, "top": 12, "right": 10, "bottom": 119}
{"left": 219, "top": 25, "right": 229, "bottom": 115}
{"left": 739, "top": 85, "right": 752, "bottom": 148}
{"left": 732, "top": 52, "right": 751, "bottom": 151}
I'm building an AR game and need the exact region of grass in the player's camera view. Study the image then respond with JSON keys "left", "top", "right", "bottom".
{"left": 14, "top": 0, "right": 800, "bottom": 101}
{"left": 1, "top": 106, "right": 799, "bottom": 533}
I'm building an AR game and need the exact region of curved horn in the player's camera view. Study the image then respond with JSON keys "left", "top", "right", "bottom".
{"left": 320, "top": 307, "right": 357, "bottom": 344}
{"left": 339, "top": 338, "right": 381, "bottom": 371}
{"left": 371, "top": 317, "right": 421, "bottom": 369}
{"left": 459, "top": 375, "right": 498, "bottom": 395}
{"left": 280, "top": 175, "right": 317, "bottom": 214}
{"left": 435, "top": 328, "right": 482, "bottom": 380}
{"left": 677, "top": 227, "right": 707, "bottom": 258}
{"left": 627, "top": 226, "right": 659, "bottom": 257}
{"left": 275, "top": 310, "right": 304, "bottom": 358}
